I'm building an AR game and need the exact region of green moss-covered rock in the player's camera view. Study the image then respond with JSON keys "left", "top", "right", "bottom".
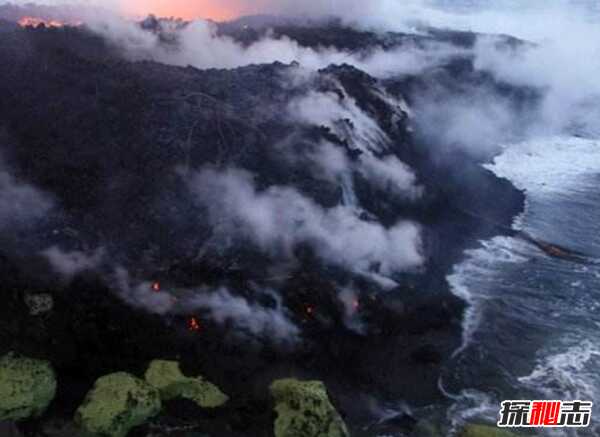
{"left": 75, "top": 372, "right": 161, "bottom": 437}
{"left": 270, "top": 378, "right": 349, "bottom": 437}
{"left": 0, "top": 353, "right": 57, "bottom": 421}
{"left": 144, "top": 360, "right": 228, "bottom": 408}
{"left": 460, "top": 424, "right": 521, "bottom": 437}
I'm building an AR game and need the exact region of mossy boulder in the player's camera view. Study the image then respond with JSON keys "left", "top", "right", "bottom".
{"left": 270, "top": 378, "right": 349, "bottom": 437}
{"left": 24, "top": 293, "right": 54, "bottom": 316}
{"left": 460, "top": 424, "right": 521, "bottom": 437}
{"left": 0, "top": 353, "right": 57, "bottom": 421}
{"left": 75, "top": 372, "right": 161, "bottom": 437}
{"left": 144, "top": 360, "right": 228, "bottom": 408}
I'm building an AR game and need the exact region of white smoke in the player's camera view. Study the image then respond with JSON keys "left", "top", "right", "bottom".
{"left": 359, "top": 154, "right": 424, "bottom": 199}
{"left": 338, "top": 287, "right": 365, "bottom": 334}
{"left": 288, "top": 84, "right": 423, "bottom": 199}
{"left": 473, "top": 30, "right": 600, "bottom": 137}
{"left": 42, "top": 246, "right": 105, "bottom": 280}
{"left": 0, "top": 157, "right": 54, "bottom": 231}
{"left": 410, "top": 5, "right": 600, "bottom": 153}
{"left": 160, "top": 20, "right": 463, "bottom": 76}
{"left": 304, "top": 140, "right": 350, "bottom": 184}
{"left": 412, "top": 85, "right": 519, "bottom": 157}
{"left": 405, "top": 2, "right": 600, "bottom": 146}
{"left": 114, "top": 267, "right": 176, "bottom": 314}
{"left": 113, "top": 266, "right": 299, "bottom": 342}
{"left": 40, "top": 256, "right": 299, "bottom": 342}
{"left": 185, "top": 287, "right": 299, "bottom": 342}
{"left": 186, "top": 167, "right": 423, "bottom": 277}
{"left": 78, "top": 12, "right": 464, "bottom": 78}
{"left": 290, "top": 90, "right": 391, "bottom": 154}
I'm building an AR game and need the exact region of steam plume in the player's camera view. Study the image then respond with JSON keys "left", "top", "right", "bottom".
{"left": 186, "top": 167, "right": 423, "bottom": 277}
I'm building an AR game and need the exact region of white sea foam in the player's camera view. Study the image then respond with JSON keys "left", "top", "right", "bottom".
{"left": 448, "top": 236, "right": 528, "bottom": 357}
{"left": 447, "top": 135, "right": 600, "bottom": 436}
{"left": 445, "top": 388, "right": 498, "bottom": 433}
{"left": 518, "top": 339, "right": 600, "bottom": 401}
{"left": 485, "top": 136, "right": 600, "bottom": 197}
{"left": 451, "top": 136, "right": 600, "bottom": 355}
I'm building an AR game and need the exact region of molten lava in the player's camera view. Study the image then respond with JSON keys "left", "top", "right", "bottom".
{"left": 187, "top": 317, "right": 201, "bottom": 332}
{"left": 151, "top": 281, "right": 161, "bottom": 292}
{"left": 18, "top": 16, "right": 82, "bottom": 28}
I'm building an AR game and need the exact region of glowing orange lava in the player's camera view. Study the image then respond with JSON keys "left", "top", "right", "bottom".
{"left": 121, "top": 0, "right": 245, "bottom": 21}
{"left": 187, "top": 316, "right": 202, "bottom": 332}
{"left": 18, "top": 16, "right": 82, "bottom": 28}
{"left": 151, "top": 281, "right": 161, "bottom": 292}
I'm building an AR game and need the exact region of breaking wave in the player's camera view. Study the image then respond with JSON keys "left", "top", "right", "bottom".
{"left": 446, "top": 136, "right": 600, "bottom": 435}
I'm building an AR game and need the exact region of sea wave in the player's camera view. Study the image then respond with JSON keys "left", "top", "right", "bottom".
{"left": 446, "top": 136, "right": 600, "bottom": 436}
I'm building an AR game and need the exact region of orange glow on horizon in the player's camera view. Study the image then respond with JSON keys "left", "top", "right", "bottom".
{"left": 121, "top": 0, "right": 246, "bottom": 21}
{"left": 19, "top": 16, "right": 82, "bottom": 28}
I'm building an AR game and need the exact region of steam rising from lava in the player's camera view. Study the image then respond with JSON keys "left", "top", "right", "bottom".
{"left": 187, "top": 167, "right": 423, "bottom": 278}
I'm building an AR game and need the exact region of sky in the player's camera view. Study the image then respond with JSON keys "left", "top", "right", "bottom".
{"left": 119, "top": 0, "right": 245, "bottom": 20}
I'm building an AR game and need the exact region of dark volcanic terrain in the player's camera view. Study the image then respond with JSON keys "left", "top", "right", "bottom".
{"left": 0, "top": 12, "right": 526, "bottom": 437}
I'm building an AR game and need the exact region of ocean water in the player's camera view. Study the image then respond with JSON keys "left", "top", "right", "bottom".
{"left": 442, "top": 137, "right": 600, "bottom": 435}
{"left": 412, "top": 3, "right": 600, "bottom": 434}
